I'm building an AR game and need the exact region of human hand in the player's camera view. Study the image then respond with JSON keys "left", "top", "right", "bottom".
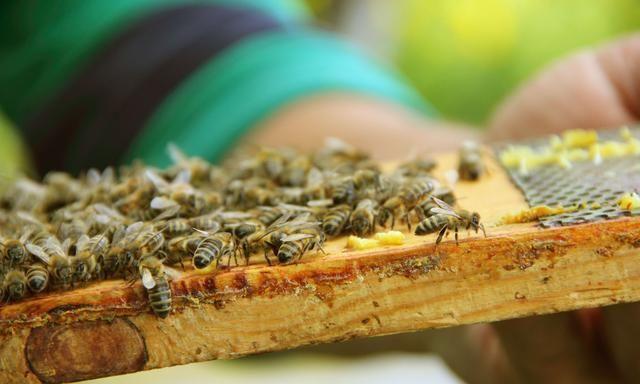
{"left": 431, "top": 34, "right": 640, "bottom": 384}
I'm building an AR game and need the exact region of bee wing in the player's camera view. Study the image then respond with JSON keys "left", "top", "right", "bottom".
{"left": 167, "top": 142, "right": 188, "bottom": 165}
{"left": 19, "top": 229, "right": 33, "bottom": 243}
{"left": 324, "top": 137, "right": 354, "bottom": 154}
{"left": 152, "top": 205, "right": 181, "bottom": 222}
{"left": 163, "top": 266, "right": 182, "bottom": 281}
{"left": 76, "top": 235, "right": 90, "bottom": 251}
{"left": 126, "top": 221, "right": 145, "bottom": 236}
{"left": 172, "top": 169, "right": 192, "bottom": 186}
{"left": 16, "top": 211, "right": 43, "bottom": 227}
{"left": 150, "top": 196, "right": 179, "bottom": 210}
{"left": 430, "top": 207, "right": 462, "bottom": 219}
{"left": 26, "top": 244, "right": 50, "bottom": 265}
{"left": 101, "top": 167, "right": 115, "bottom": 184}
{"left": 140, "top": 268, "right": 156, "bottom": 289}
{"left": 219, "top": 211, "right": 254, "bottom": 220}
{"left": 307, "top": 198, "right": 333, "bottom": 208}
{"left": 87, "top": 168, "right": 101, "bottom": 186}
{"left": 277, "top": 203, "right": 312, "bottom": 213}
{"left": 144, "top": 169, "right": 169, "bottom": 191}
{"left": 431, "top": 196, "right": 456, "bottom": 212}
{"left": 111, "top": 226, "right": 126, "bottom": 245}
{"left": 306, "top": 167, "right": 324, "bottom": 187}
{"left": 60, "top": 238, "right": 72, "bottom": 255}
{"left": 192, "top": 227, "right": 215, "bottom": 236}
{"left": 282, "top": 233, "right": 314, "bottom": 242}
{"left": 93, "top": 203, "right": 125, "bottom": 220}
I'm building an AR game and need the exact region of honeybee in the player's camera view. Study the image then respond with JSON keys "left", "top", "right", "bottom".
{"left": 166, "top": 234, "right": 202, "bottom": 267}
{"left": 192, "top": 231, "right": 235, "bottom": 269}
{"left": 189, "top": 214, "right": 222, "bottom": 233}
{"left": 167, "top": 143, "right": 212, "bottom": 184}
{"left": 1, "top": 231, "right": 31, "bottom": 267}
{"left": 415, "top": 197, "right": 486, "bottom": 244}
{"left": 322, "top": 205, "right": 351, "bottom": 237}
{"left": 279, "top": 155, "right": 311, "bottom": 187}
{"left": 397, "top": 157, "right": 437, "bottom": 176}
{"left": 331, "top": 177, "right": 356, "bottom": 205}
{"left": 241, "top": 212, "right": 318, "bottom": 265}
{"left": 458, "top": 141, "right": 485, "bottom": 181}
{"left": 350, "top": 199, "right": 378, "bottom": 237}
{"left": 73, "top": 234, "right": 109, "bottom": 282}
{"left": 26, "top": 263, "right": 49, "bottom": 293}
{"left": 139, "top": 256, "right": 180, "bottom": 319}
{"left": 378, "top": 176, "right": 436, "bottom": 229}
{"left": 27, "top": 235, "right": 74, "bottom": 286}
{"left": 157, "top": 218, "right": 190, "bottom": 237}
{"left": 132, "top": 227, "right": 166, "bottom": 259}
{"left": 3, "top": 270, "right": 27, "bottom": 301}
{"left": 276, "top": 226, "right": 325, "bottom": 264}
{"left": 56, "top": 219, "right": 88, "bottom": 245}
{"left": 101, "top": 222, "right": 146, "bottom": 276}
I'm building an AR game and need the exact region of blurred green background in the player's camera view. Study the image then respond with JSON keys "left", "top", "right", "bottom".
{"left": 311, "top": 0, "right": 640, "bottom": 125}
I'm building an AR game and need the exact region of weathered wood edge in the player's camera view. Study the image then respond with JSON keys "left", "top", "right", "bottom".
{"left": 1, "top": 217, "right": 640, "bottom": 383}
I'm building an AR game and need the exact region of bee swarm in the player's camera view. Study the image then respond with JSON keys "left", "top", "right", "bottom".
{"left": 0, "top": 140, "right": 481, "bottom": 317}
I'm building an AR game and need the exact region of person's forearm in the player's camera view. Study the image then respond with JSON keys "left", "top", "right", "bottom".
{"left": 243, "top": 93, "right": 479, "bottom": 161}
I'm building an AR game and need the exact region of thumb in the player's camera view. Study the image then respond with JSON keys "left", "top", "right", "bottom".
{"left": 489, "top": 33, "right": 640, "bottom": 141}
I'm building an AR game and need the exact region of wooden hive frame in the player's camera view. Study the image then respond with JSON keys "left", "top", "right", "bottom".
{"left": 1, "top": 152, "right": 639, "bottom": 383}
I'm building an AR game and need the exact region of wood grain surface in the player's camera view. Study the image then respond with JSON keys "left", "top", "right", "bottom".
{"left": 1, "top": 151, "right": 639, "bottom": 383}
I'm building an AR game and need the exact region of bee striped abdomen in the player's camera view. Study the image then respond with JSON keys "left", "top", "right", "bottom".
{"left": 277, "top": 241, "right": 305, "bottom": 264}
{"left": 322, "top": 205, "right": 351, "bottom": 236}
{"left": 415, "top": 214, "right": 449, "bottom": 236}
{"left": 148, "top": 276, "right": 172, "bottom": 319}
{"left": 26, "top": 263, "right": 49, "bottom": 293}
{"left": 193, "top": 238, "right": 222, "bottom": 269}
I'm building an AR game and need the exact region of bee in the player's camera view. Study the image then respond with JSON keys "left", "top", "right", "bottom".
{"left": 396, "top": 157, "right": 437, "bottom": 176}
{"left": 191, "top": 214, "right": 221, "bottom": 230}
{"left": 157, "top": 218, "right": 190, "bottom": 238}
{"left": 1, "top": 231, "right": 31, "bottom": 268}
{"left": 458, "top": 141, "right": 485, "bottom": 181}
{"left": 192, "top": 231, "right": 235, "bottom": 269}
{"left": 256, "top": 147, "right": 286, "bottom": 180}
{"left": 73, "top": 234, "right": 109, "bottom": 282}
{"left": 56, "top": 219, "right": 88, "bottom": 245}
{"left": 166, "top": 234, "right": 203, "bottom": 268}
{"left": 242, "top": 212, "right": 318, "bottom": 265}
{"left": 415, "top": 197, "right": 486, "bottom": 244}
{"left": 167, "top": 143, "right": 212, "bottom": 184}
{"left": 331, "top": 177, "right": 356, "bottom": 205}
{"left": 276, "top": 227, "right": 324, "bottom": 264}
{"left": 3, "top": 270, "right": 27, "bottom": 301}
{"left": 378, "top": 176, "right": 436, "bottom": 229}
{"left": 322, "top": 205, "right": 352, "bottom": 237}
{"left": 279, "top": 155, "right": 311, "bottom": 187}
{"left": 28, "top": 231, "right": 74, "bottom": 286}
{"left": 139, "top": 256, "right": 180, "bottom": 319}
{"left": 101, "top": 222, "right": 145, "bottom": 276}
{"left": 350, "top": 199, "right": 378, "bottom": 237}
{"left": 132, "top": 226, "right": 166, "bottom": 259}
{"left": 26, "top": 263, "right": 50, "bottom": 293}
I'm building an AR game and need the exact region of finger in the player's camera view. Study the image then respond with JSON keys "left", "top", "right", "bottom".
{"left": 601, "top": 302, "right": 640, "bottom": 382}
{"left": 492, "top": 312, "right": 617, "bottom": 384}
{"left": 489, "top": 33, "right": 640, "bottom": 141}
{"left": 427, "top": 324, "right": 520, "bottom": 384}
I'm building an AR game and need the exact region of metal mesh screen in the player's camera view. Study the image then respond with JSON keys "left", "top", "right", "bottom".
{"left": 498, "top": 129, "right": 640, "bottom": 227}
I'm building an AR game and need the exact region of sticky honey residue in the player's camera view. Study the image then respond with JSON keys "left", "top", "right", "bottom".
{"left": 498, "top": 205, "right": 578, "bottom": 225}
{"left": 347, "top": 231, "right": 406, "bottom": 250}
{"left": 500, "top": 127, "right": 640, "bottom": 174}
{"left": 617, "top": 192, "right": 640, "bottom": 211}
